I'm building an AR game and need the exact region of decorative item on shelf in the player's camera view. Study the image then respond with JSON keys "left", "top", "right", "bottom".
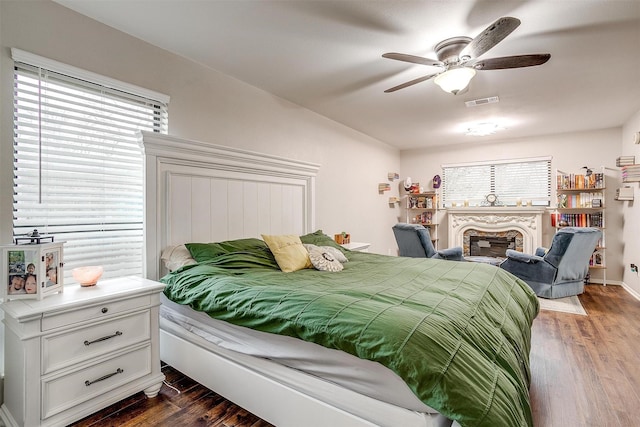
{"left": 388, "top": 172, "right": 399, "bottom": 180}
{"left": 334, "top": 232, "right": 350, "bottom": 245}
{"left": 72, "top": 265, "right": 104, "bottom": 287}
{"left": 388, "top": 197, "right": 400, "bottom": 205}
{"left": 14, "top": 228, "right": 55, "bottom": 245}
{"left": 591, "top": 198, "right": 602, "bottom": 208}
{"left": 1, "top": 240, "right": 65, "bottom": 300}
{"left": 378, "top": 183, "right": 391, "bottom": 192}
{"left": 403, "top": 177, "right": 413, "bottom": 192}
{"left": 481, "top": 193, "right": 501, "bottom": 207}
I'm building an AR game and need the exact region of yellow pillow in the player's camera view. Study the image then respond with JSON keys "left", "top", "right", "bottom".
{"left": 262, "top": 234, "right": 312, "bottom": 273}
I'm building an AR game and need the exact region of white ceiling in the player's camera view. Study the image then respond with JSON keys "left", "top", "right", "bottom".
{"left": 54, "top": 0, "right": 640, "bottom": 150}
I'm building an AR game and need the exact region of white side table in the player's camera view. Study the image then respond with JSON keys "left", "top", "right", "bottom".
{"left": 0, "top": 276, "right": 165, "bottom": 427}
{"left": 341, "top": 242, "right": 371, "bottom": 252}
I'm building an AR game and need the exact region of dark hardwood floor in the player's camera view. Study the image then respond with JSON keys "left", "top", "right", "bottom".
{"left": 70, "top": 284, "right": 640, "bottom": 427}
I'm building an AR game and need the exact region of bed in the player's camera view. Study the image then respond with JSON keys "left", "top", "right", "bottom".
{"left": 139, "top": 131, "right": 539, "bottom": 427}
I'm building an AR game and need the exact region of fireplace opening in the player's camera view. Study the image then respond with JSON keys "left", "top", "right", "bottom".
{"left": 469, "top": 236, "right": 515, "bottom": 257}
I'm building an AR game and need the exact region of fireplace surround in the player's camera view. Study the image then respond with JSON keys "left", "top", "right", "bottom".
{"left": 447, "top": 207, "right": 545, "bottom": 256}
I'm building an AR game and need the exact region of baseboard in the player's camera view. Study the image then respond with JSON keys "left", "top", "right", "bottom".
{"left": 621, "top": 282, "right": 640, "bottom": 301}
{"left": 587, "top": 278, "right": 622, "bottom": 286}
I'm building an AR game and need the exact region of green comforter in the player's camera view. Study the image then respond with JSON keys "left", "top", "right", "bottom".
{"left": 161, "top": 251, "right": 539, "bottom": 427}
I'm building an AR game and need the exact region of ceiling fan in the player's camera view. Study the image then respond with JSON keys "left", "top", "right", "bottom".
{"left": 382, "top": 17, "right": 550, "bottom": 94}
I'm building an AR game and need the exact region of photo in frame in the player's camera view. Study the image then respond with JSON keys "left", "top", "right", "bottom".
{"left": 2, "top": 241, "right": 64, "bottom": 300}
{"left": 6, "top": 248, "right": 41, "bottom": 299}
{"left": 591, "top": 199, "right": 602, "bottom": 208}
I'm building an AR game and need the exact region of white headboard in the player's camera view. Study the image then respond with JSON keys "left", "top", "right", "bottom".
{"left": 138, "top": 131, "right": 320, "bottom": 280}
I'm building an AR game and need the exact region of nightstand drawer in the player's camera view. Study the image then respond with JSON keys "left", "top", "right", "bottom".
{"left": 42, "top": 311, "right": 151, "bottom": 374}
{"left": 42, "top": 344, "right": 152, "bottom": 419}
{"left": 42, "top": 294, "right": 151, "bottom": 331}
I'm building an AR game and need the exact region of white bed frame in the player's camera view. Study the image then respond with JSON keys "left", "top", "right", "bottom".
{"left": 139, "top": 131, "right": 450, "bottom": 427}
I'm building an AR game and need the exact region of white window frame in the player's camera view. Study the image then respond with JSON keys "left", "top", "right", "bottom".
{"left": 441, "top": 157, "right": 552, "bottom": 207}
{"left": 12, "top": 49, "right": 169, "bottom": 283}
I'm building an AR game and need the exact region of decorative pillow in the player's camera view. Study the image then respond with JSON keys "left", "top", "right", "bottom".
{"left": 262, "top": 234, "right": 312, "bottom": 273}
{"left": 308, "top": 247, "right": 344, "bottom": 272}
{"left": 186, "top": 238, "right": 270, "bottom": 262}
{"left": 303, "top": 244, "right": 348, "bottom": 263}
{"left": 299, "top": 230, "right": 348, "bottom": 253}
{"left": 161, "top": 245, "right": 197, "bottom": 271}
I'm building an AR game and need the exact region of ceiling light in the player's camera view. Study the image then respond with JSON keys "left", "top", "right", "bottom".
{"left": 466, "top": 122, "right": 503, "bottom": 136}
{"left": 434, "top": 67, "right": 476, "bottom": 95}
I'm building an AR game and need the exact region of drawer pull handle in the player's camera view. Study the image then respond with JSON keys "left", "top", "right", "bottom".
{"left": 84, "top": 331, "right": 122, "bottom": 346}
{"left": 101, "top": 307, "right": 108, "bottom": 314}
{"left": 85, "top": 368, "right": 123, "bottom": 387}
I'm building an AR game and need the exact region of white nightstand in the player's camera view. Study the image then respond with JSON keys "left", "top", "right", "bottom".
{"left": 0, "top": 276, "right": 165, "bottom": 427}
{"left": 341, "top": 242, "right": 371, "bottom": 252}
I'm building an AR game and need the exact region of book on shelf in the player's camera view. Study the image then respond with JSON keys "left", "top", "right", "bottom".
{"left": 556, "top": 192, "right": 603, "bottom": 208}
{"left": 557, "top": 212, "right": 603, "bottom": 228}
{"left": 622, "top": 165, "right": 640, "bottom": 182}
{"left": 556, "top": 172, "right": 604, "bottom": 189}
{"left": 616, "top": 156, "right": 635, "bottom": 167}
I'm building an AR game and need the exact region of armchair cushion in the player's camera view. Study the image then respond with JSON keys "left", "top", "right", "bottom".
{"left": 433, "top": 247, "right": 465, "bottom": 261}
{"left": 505, "top": 249, "right": 544, "bottom": 264}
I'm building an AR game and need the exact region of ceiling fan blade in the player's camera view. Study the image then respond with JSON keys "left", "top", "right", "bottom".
{"left": 468, "top": 54, "right": 551, "bottom": 70}
{"left": 384, "top": 73, "right": 438, "bottom": 93}
{"left": 460, "top": 16, "right": 521, "bottom": 60}
{"left": 382, "top": 52, "right": 443, "bottom": 67}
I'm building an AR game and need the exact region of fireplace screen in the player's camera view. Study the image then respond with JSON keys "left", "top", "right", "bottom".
{"left": 464, "top": 229, "right": 524, "bottom": 258}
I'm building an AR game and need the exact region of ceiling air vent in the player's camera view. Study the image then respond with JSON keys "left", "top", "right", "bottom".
{"left": 465, "top": 96, "right": 499, "bottom": 107}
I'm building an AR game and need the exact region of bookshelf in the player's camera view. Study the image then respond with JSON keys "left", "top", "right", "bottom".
{"left": 405, "top": 191, "right": 439, "bottom": 249}
{"left": 554, "top": 167, "right": 606, "bottom": 284}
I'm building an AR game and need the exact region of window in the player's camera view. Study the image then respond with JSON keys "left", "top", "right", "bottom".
{"left": 12, "top": 49, "right": 169, "bottom": 282}
{"left": 442, "top": 157, "right": 551, "bottom": 207}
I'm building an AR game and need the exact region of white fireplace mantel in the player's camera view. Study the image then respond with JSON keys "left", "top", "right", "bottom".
{"left": 447, "top": 207, "right": 545, "bottom": 254}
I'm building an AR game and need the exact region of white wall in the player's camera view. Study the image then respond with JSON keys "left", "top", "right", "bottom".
{"left": 0, "top": 0, "right": 401, "bottom": 256}
{"left": 0, "top": 0, "right": 403, "bottom": 383}
{"left": 621, "top": 109, "right": 640, "bottom": 296}
{"left": 401, "top": 128, "right": 624, "bottom": 284}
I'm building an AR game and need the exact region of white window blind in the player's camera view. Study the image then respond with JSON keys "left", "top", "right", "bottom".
{"left": 442, "top": 157, "right": 551, "bottom": 207}
{"left": 12, "top": 50, "right": 168, "bottom": 282}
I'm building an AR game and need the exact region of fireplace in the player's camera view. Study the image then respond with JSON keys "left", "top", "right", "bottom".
{"left": 448, "top": 207, "right": 544, "bottom": 256}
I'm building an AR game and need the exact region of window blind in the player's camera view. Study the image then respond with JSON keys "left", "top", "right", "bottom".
{"left": 13, "top": 52, "right": 168, "bottom": 282}
{"left": 442, "top": 157, "right": 551, "bottom": 207}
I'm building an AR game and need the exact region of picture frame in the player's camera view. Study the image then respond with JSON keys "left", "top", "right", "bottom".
{"left": 591, "top": 198, "right": 602, "bottom": 208}
{"left": 2, "top": 241, "right": 64, "bottom": 300}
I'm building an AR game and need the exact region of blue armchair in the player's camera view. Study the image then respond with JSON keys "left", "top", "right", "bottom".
{"left": 392, "top": 223, "right": 464, "bottom": 261}
{"left": 499, "top": 227, "right": 602, "bottom": 299}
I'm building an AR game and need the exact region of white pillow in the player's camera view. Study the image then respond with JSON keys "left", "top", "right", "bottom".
{"left": 308, "top": 247, "right": 343, "bottom": 272}
{"left": 303, "top": 244, "right": 348, "bottom": 263}
{"left": 161, "top": 245, "right": 197, "bottom": 271}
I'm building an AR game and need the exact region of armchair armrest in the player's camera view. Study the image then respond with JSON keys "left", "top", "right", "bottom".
{"left": 534, "top": 247, "right": 547, "bottom": 257}
{"left": 505, "top": 249, "right": 544, "bottom": 264}
{"left": 433, "top": 246, "right": 464, "bottom": 261}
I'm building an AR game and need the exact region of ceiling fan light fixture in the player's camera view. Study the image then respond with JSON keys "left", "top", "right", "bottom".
{"left": 434, "top": 67, "right": 476, "bottom": 94}
{"left": 466, "top": 122, "right": 504, "bottom": 136}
